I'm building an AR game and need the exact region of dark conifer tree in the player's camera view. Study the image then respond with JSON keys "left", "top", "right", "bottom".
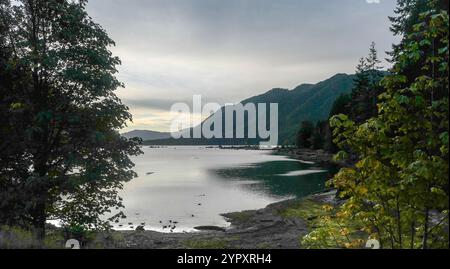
{"left": 297, "top": 121, "right": 314, "bottom": 149}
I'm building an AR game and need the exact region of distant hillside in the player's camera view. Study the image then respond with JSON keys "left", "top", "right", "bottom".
{"left": 240, "top": 73, "right": 355, "bottom": 144}
{"left": 144, "top": 73, "right": 356, "bottom": 145}
{"left": 122, "top": 130, "right": 171, "bottom": 141}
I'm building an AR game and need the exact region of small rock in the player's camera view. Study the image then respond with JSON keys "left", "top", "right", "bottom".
{"left": 135, "top": 225, "right": 145, "bottom": 232}
{"left": 194, "top": 226, "right": 226, "bottom": 232}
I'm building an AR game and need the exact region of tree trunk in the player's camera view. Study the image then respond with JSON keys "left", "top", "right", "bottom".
{"left": 410, "top": 220, "right": 416, "bottom": 249}
{"left": 396, "top": 196, "right": 403, "bottom": 248}
{"left": 422, "top": 208, "right": 429, "bottom": 249}
{"left": 33, "top": 201, "right": 47, "bottom": 240}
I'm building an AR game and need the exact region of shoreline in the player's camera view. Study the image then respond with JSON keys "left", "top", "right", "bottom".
{"left": 216, "top": 145, "right": 339, "bottom": 166}
{"left": 92, "top": 190, "right": 340, "bottom": 249}
{"left": 87, "top": 148, "right": 340, "bottom": 249}
{"left": 2, "top": 148, "right": 339, "bottom": 249}
{"left": 275, "top": 148, "right": 337, "bottom": 166}
{"left": 1, "top": 190, "right": 340, "bottom": 249}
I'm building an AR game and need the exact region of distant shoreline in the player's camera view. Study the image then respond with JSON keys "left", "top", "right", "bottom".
{"left": 275, "top": 148, "right": 336, "bottom": 166}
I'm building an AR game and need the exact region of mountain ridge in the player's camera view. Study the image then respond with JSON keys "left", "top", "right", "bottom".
{"left": 128, "top": 73, "right": 357, "bottom": 145}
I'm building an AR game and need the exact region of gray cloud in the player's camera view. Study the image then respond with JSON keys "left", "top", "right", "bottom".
{"left": 87, "top": 0, "right": 398, "bottom": 131}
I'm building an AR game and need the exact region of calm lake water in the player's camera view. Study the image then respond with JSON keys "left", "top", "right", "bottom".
{"left": 113, "top": 146, "right": 331, "bottom": 232}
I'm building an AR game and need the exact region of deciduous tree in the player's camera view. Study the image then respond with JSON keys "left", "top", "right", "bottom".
{"left": 0, "top": 0, "right": 142, "bottom": 238}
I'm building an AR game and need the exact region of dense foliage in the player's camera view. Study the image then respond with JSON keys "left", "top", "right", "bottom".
{"left": 0, "top": 0, "right": 141, "bottom": 238}
{"left": 297, "top": 121, "right": 314, "bottom": 149}
{"left": 304, "top": 0, "right": 449, "bottom": 249}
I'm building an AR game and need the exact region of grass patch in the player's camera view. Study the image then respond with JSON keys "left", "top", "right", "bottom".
{"left": 276, "top": 197, "right": 367, "bottom": 249}
{"left": 83, "top": 231, "right": 126, "bottom": 249}
{"left": 278, "top": 199, "right": 327, "bottom": 227}
{"left": 256, "top": 242, "right": 273, "bottom": 249}
{"left": 277, "top": 197, "right": 368, "bottom": 249}
{"left": 183, "top": 235, "right": 241, "bottom": 249}
{"left": 0, "top": 226, "right": 65, "bottom": 249}
{"left": 223, "top": 211, "right": 253, "bottom": 223}
{"left": 0, "top": 226, "right": 126, "bottom": 249}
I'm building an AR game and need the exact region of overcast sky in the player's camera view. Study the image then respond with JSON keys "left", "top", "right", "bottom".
{"left": 86, "top": 0, "right": 398, "bottom": 132}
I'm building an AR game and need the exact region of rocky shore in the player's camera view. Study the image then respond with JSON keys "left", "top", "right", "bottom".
{"left": 0, "top": 190, "right": 340, "bottom": 249}
{"left": 275, "top": 148, "right": 336, "bottom": 166}
{"left": 86, "top": 190, "right": 339, "bottom": 249}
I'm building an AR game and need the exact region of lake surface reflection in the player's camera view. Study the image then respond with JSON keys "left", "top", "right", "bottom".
{"left": 113, "top": 146, "right": 331, "bottom": 232}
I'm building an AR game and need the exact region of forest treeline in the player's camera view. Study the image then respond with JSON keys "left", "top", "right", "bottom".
{"left": 296, "top": 42, "right": 386, "bottom": 153}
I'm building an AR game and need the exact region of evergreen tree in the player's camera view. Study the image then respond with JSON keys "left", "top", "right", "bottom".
{"left": 349, "top": 57, "right": 370, "bottom": 122}
{"left": 297, "top": 121, "right": 314, "bottom": 149}
{"left": 330, "top": 94, "right": 351, "bottom": 117}
{"left": 390, "top": 0, "right": 429, "bottom": 36}
{"left": 312, "top": 121, "right": 327, "bottom": 150}
{"left": 349, "top": 43, "right": 385, "bottom": 123}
